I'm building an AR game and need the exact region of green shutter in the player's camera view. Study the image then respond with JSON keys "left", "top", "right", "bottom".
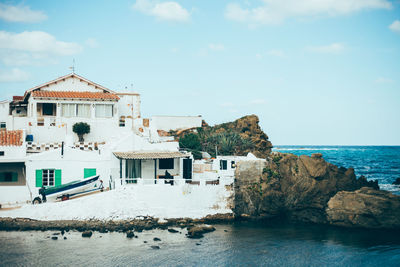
{"left": 55, "top": 169, "right": 62, "bottom": 186}
{"left": 0, "top": 173, "right": 4, "bottom": 182}
{"left": 84, "top": 168, "right": 96, "bottom": 178}
{"left": 12, "top": 172, "right": 18, "bottom": 182}
{"left": 36, "top": 170, "right": 43, "bottom": 187}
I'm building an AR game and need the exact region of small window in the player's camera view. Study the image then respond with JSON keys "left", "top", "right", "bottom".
{"left": 0, "top": 151, "right": 4, "bottom": 156}
{"left": 159, "top": 158, "right": 174, "bottom": 169}
{"left": 42, "top": 169, "right": 55, "bottom": 186}
{"left": 76, "top": 104, "right": 91, "bottom": 118}
{"left": 42, "top": 103, "right": 55, "bottom": 116}
{"left": 62, "top": 104, "right": 76, "bottom": 117}
{"left": 0, "top": 172, "right": 17, "bottom": 182}
{"left": 95, "top": 104, "right": 113, "bottom": 118}
{"left": 220, "top": 160, "right": 227, "bottom": 170}
{"left": 0, "top": 122, "right": 6, "bottom": 129}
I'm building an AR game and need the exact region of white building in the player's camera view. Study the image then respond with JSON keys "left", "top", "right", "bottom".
{"left": 0, "top": 73, "right": 193, "bottom": 206}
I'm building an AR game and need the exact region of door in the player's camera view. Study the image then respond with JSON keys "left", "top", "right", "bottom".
{"left": 183, "top": 158, "right": 192, "bottom": 179}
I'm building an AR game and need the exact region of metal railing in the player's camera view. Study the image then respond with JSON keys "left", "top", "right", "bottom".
{"left": 121, "top": 177, "right": 234, "bottom": 187}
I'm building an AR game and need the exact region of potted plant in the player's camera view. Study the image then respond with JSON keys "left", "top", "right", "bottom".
{"left": 73, "top": 122, "right": 90, "bottom": 142}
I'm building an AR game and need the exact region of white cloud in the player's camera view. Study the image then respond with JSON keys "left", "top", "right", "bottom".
{"left": 220, "top": 102, "right": 234, "bottom": 107}
{"left": 389, "top": 20, "right": 400, "bottom": 34}
{"left": 0, "top": 68, "right": 30, "bottom": 82}
{"left": 208, "top": 43, "right": 225, "bottom": 51}
{"left": 249, "top": 99, "right": 266, "bottom": 105}
{"left": 266, "top": 49, "right": 286, "bottom": 57}
{"left": 375, "top": 77, "right": 394, "bottom": 83}
{"left": 132, "top": 0, "right": 190, "bottom": 22}
{"left": 0, "top": 3, "right": 47, "bottom": 23}
{"left": 0, "top": 31, "right": 82, "bottom": 66}
{"left": 225, "top": 0, "right": 392, "bottom": 25}
{"left": 85, "top": 38, "right": 99, "bottom": 48}
{"left": 307, "top": 43, "right": 345, "bottom": 54}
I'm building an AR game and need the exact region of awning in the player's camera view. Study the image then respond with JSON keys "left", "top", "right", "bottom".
{"left": 113, "top": 151, "right": 190, "bottom": 160}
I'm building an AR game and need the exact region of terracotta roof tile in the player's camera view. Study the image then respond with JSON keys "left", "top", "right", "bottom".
{"left": 31, "top": 91, "right": 119, "bottom": 100}
{"left": 0, "top": 130, "right": 23, "bottom": 146}
{"left": 13, "top": 96, "right": 24, "bottom": 101}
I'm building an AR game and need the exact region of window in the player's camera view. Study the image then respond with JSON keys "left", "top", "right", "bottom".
{"left": 0, "top": 122, "right": 6, "bottom": 129}
{"left": 62, "top": 104, "right": 75, "bottom": 117}
{"left": 0, "top": 151, "right": 4, "bottom": 156}
{"left": 231, "top": 161, "right": 236, "bottom": 168}
{"left": 42, "top": 103, "right": 55, "bottom": 116}
{"left": 220, "top": 160, "right": 227, "bottom": 170}
{"left": 42, "top": 169, "right": 55, "bottom": 186}
{"left": 76, "top": 104, "right": 91, "bottom": 118}
{"left": 95, "top": 104, "right": 113, "bottom": 118}
{"left": 0, "top": 172, "right": 17, "bottom": 182}
{"left": 159, "top": 158, "right": 174, "bottom": 169}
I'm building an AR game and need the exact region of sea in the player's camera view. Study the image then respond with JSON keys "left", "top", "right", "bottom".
{"left": 0, "top": 146, "right": 399, "bottom": 267}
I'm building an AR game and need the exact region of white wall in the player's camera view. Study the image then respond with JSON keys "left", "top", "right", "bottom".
{"left": 25, "top": 148, "right": 114, "bottom": 200}
{"left": 151, "top": 116, "right": 202, "bottom": 131}
{"left": 38, "top": 76, "right": 103, "bottom": 93}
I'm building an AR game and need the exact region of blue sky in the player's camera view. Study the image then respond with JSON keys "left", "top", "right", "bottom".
{"left": 0, "top": 0, "right": 399, "bottom": 145}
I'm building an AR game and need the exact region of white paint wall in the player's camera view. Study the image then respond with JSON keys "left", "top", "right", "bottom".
{"left": 151, "top": 116, "right": 202, "bottom": 131}
{"left": 38, "top": 76, "right": 102, "bottom": 92}
{"left": 25, "top": 147, "right": 113, "bottom": 200}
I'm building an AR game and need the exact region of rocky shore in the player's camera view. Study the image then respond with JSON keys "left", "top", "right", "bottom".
{"left": 0, "top": 213, "right": 233, "bottom": 233}
{"left": 234, "top": 152, "right": 400, "bottom": 229}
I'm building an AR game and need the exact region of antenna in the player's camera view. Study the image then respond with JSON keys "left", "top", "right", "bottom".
{"left": 69, "top": 58, "right": 75, "bottom": 73}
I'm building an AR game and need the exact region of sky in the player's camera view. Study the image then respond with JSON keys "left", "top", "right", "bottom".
{"left": 0, "top": 0, "right": 399, "bottom": 145}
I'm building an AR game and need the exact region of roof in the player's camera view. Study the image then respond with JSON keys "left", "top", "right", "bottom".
{"left": 13, "top": 96, "right": 24, "bottom": 101}
{"left": 113, "top": 151, "right": 190, "bottom": 160}
{"left": 31, "top": 91, "right": 120, "bottom": 101}
{"left": 27, "top": 73, "right": 115, "bottom": 94}
{"left": 0, "top": 130, "right": 24, "bottom": 147}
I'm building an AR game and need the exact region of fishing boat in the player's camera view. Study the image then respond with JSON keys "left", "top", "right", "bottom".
{"left": 32, "top": 175, "right": 103, "bottom": 204}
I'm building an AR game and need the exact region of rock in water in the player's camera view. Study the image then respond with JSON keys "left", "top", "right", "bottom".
{"left": 167, "top": 228, "right": 179, "bottom": 233}
{"left": 153, "top": 237, "right": 161, "bottom": 241}
{"left": 151, "top": 246, "right": 160, "bottom": 249}
{"left": 51, "top": 236, "right": 58, "bottom": 240}
{"left": 326, "top": 187, "right": 400, "bottom": 229}
{"left": 392, "top": 178, "right": 400, "bottom": 185}
{"left": 82, "top": 231, "right": 93, "bottom": 238}
{"left": 187, "top": 225, "right": 215, "bottom": 238}
{"left": 126, "top": 231, "right": 135, "bottom": 238}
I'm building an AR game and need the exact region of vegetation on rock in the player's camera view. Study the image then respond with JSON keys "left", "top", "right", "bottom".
{"left": 175, "top": 115, "right": 272, "bottom": 158}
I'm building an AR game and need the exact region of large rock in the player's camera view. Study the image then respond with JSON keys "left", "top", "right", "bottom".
{"left": 234, "top": 153, "right": 379, "bottom": 224}
{"left": 326, "top": 187, "right": 400, "bottom": 229}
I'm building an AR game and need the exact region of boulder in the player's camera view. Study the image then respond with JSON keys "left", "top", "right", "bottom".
{"left": 126, "top": 231, "right": 135, "bottom": 238}
{"left": 187, "top": 225, "right": 215, "bottom": 238}
{"left": 82, "top": 231, "right": 93, "bottom": 238}
{"left": 392, "top": 178, "right": 400, "bottom": 185}
{"left": 234, "top": 153, "right": 380, "bottom": 224}
{"left": 326, "top": 187, "right": 400, "bottom": 229}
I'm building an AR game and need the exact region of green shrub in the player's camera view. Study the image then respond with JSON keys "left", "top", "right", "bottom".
{"left": 73, "top": 122, "right": 90, "bottom": 142}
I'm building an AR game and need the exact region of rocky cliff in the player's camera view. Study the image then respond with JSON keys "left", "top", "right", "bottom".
{"left": 233, "top": 153, "right": 400, "bottom": 229}
{"left": 173, "top": 115, "right": 273, "bottom": 158}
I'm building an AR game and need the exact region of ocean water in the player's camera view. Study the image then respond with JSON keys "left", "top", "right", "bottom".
{"left": 273, "top": 146, "right": 400, "bottom": 193}
{"left": 0, "top": 222, "right": 399, "bottom": 267}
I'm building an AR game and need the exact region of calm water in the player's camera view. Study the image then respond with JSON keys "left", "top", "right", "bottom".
{"left": 274, "top": 146, "right": 400, "bottom": 193}
{"left": 0, "top": 222, "right": 400, "bottom": 267}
